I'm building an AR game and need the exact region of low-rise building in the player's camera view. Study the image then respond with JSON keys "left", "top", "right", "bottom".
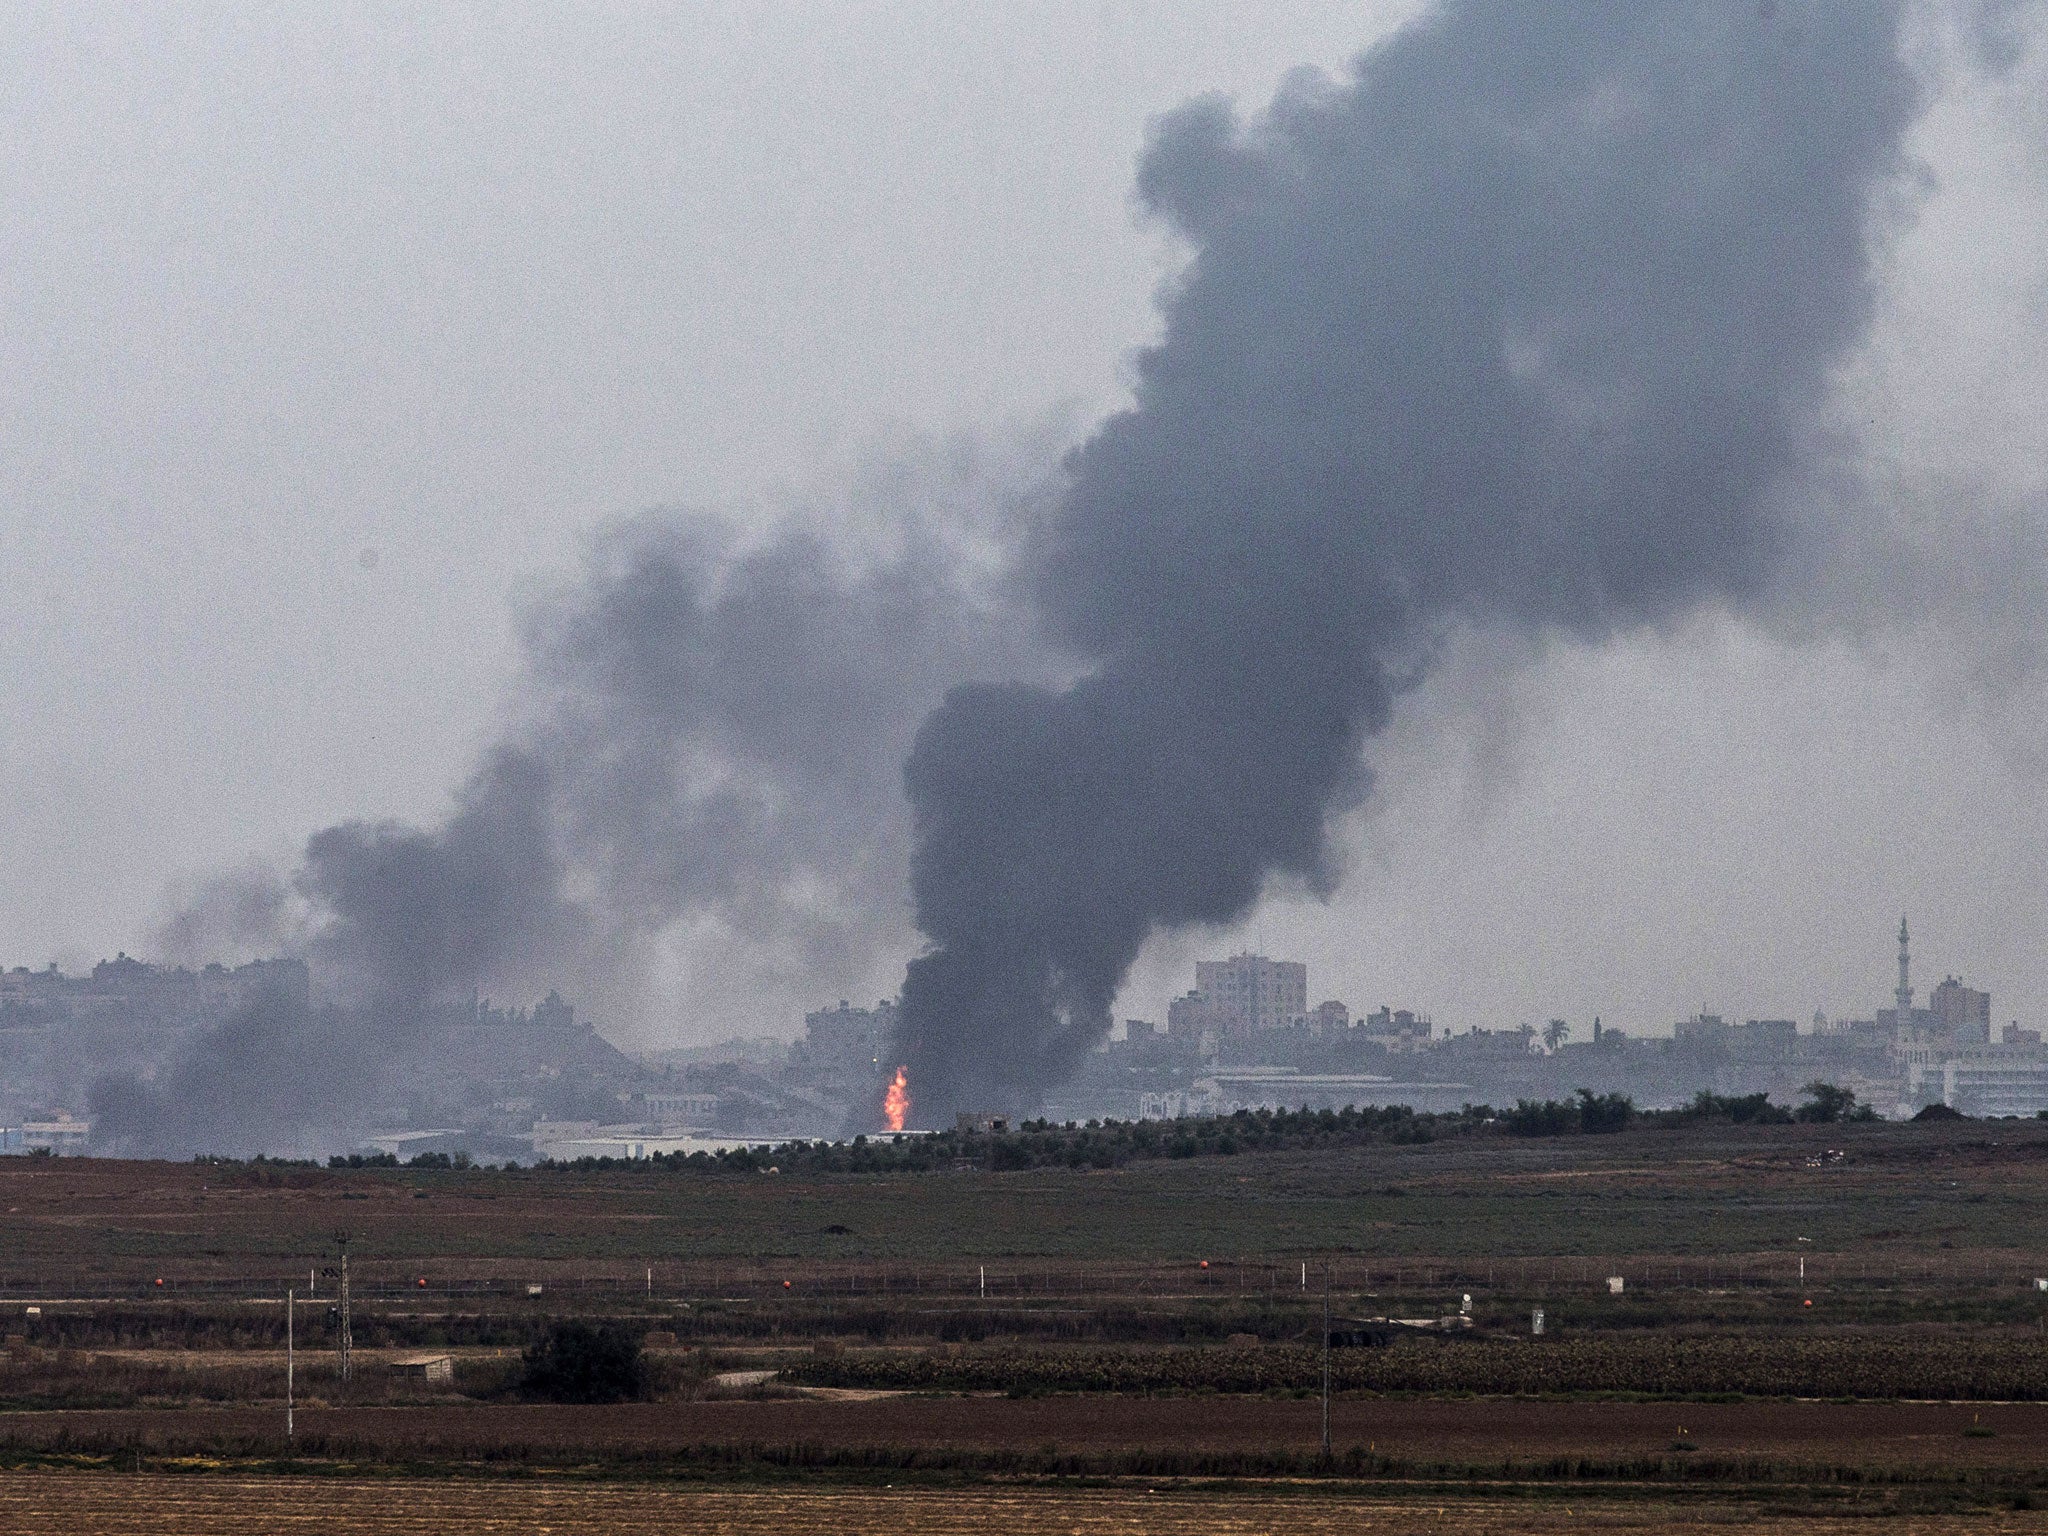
{"left": 20, "top": 1116, "right": 89, "bottom": 1155}
{"left": 1901, "top": 1043, "right": 2048, "bottom": 1118}
{"left": 1357, "top": 1006, "right": 1432, "bottom": 1052}
{"left": 638, "top": 1090, "right": 720, "bottom": 1125}
{"left": 1190, "top": 1067, "right": 1473, "bottom": 1115}
{"left": 390, "top": 1354, "right": 454, "bottom": 1382}
{"left": 527, "top": 1121, "right": 779, "bottom": 1160}
{"left": 1431, "top": 1025, "right": 1534, "bottom": 1061}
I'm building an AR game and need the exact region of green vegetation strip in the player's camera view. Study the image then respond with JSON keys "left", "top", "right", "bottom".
{"left": 789, "top": 1337, "right": 2048, "bottom": 1400}
{"left": 0, "top": 1443, "right": 2043, "bottom": 1510}
{"left": 312, "top": 1085, "right": 1887, "bottom": 1178}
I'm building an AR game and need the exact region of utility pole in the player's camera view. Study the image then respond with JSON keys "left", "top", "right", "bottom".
{"left": 334, "top": 1232, "right": 353, "bottom": 1390}
{"left": 285, "top": 1287, "right": 295, "bottom": 1442}
{"left": 1321, "top": 1262, "right": 1332, "bottom": 1459}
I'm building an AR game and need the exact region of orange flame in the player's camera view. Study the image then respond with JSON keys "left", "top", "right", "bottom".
{"left": 882, "top": 1066, "right": 911, "bottom": 1133}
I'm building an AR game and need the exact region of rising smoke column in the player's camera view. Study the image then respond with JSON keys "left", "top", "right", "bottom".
{"left": 892, "top": 0, "right": 1922, "bottom": 1119}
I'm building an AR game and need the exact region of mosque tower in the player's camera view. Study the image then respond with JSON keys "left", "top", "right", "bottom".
{"left": 1894, "top": 915, "right": 1914, "bottom": 1028}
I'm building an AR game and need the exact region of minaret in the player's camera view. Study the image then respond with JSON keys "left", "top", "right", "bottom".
{"left": 1894, "top": 915, "right": 1914, "bottom": 1027}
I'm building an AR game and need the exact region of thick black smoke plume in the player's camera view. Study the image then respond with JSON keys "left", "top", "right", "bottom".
{"left": 891, "top": 1, "right": 1922, "bottom": 1119}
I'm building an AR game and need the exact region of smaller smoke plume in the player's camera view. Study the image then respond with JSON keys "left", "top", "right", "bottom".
{"left": 95, "top": 442, "right": 1055, "bottom": 1157}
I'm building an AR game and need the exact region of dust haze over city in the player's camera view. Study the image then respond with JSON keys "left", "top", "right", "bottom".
{"left": 4, "top": 1, "right": 2048, "bottom": 1158}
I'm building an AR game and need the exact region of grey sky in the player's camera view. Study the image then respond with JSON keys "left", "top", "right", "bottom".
{"left": 4, "top": 2, "right": 2046, "bottom": 1047}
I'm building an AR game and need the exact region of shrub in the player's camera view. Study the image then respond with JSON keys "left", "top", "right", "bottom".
{"left": 1675, "top": 1091, "right": 1791, "bottom": 1125}
{"left": 1506, "top": 1099, "right": 1579, "bottom": 1137}
{"left": 1576, "top": 1089, "right": 1635, "bottom": 1134}
{"left": 519, "top": 1320, "right": 646, "bottom": 1403}
{"left": 1797, "top": 1082, "right": 1876, "bottom": 1123}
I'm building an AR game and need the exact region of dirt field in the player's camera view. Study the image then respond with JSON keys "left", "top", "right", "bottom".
{"left": 8, "top": 1396, "right": 2048, "bottom": 1477}
{"left": 1, "top": 1474, "right": 2044, "bottom": 1535}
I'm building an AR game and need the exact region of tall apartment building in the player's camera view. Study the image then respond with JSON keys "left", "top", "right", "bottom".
{"left": 1928, "top": 976, "right": 1992, "bottom": 1043}
{"left": 790, "top": 999, "right": 898, "bottom": 1086}
{"left": 1192, "top": 953, "right": 1308, "bottom": 1034}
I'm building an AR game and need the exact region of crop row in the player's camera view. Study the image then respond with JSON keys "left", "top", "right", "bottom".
{"left": 788, "top": 1336, "right": 2048, "bottom": 1400}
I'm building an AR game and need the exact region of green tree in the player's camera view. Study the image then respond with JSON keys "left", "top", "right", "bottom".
{"left": 1796, "top": 1081, "right": 1863, "bottom": 1123}
{"left": 1576, "top": 1088, "right": 1636, "bottom": 1133}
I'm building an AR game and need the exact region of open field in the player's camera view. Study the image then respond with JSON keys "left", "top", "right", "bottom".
{"left": 4, "top": 1119, "right": 2048, "bottom": 1296}
{"left": 9, "top": 1396, "right": 2048, "bottom": 1478}
{"left": 7, "top": 1121, "right": 2048, "bottom": 1511}
{"left": 11, "top": 1473, "right": 2045, "bottom": 1536}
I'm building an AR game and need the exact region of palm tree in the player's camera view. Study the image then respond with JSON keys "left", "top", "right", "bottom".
{"left": 1543, "top": 1018, "right": 1570, "bottom": 1052}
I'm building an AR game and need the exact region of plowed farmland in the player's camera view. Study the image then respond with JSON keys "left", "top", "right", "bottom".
{"left": 5, "top": 1474, "right": 2036, "bottom": 1536}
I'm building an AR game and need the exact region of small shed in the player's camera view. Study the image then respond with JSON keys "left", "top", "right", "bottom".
{"left": 390, "top": 1353, "right": 454, "bottom": 1382}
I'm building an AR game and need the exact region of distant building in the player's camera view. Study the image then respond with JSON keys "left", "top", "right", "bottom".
{"left": 1280, "top": 1000, "right": 1350, "bottom": 1038}
{"left": 1902, "top": 1045, "right": 2048, "bottom": 1118}
{"left": 1671, "top": 1015, "right": 1799, "bottom": 1060}
{"left": 1357, "top": 1006, "right": 1431, "bottom": 1052}
{"left": 1812, "top": 1012, "right": 1891, "bottom": 1050}
{"left": 1866, "top": 917, "right": 2043, "bottom": 1114}
{"left": 1191, "top": 1067, "right": 1473, "bottom": 1114}
{"left": 639, "top": 1090, "right": 720, "bottom": 1126}
{"left": 1874, "top": 918, "right": 1994, "bottom": 1042}
{"left": 1431, "top": 1025, "right": 1534, "bottom": 1060}
{"left": 436, "top": 992, "right": 633, "bottom": 1083}
{"left": 1929, "top": 977, "right": 1992, "bottom": 1043}
{"left": 0, "top": 955, "right": 309, "bottom": 1026}
{"left": 390, "top": 1354, "right": 454, "bottom": 1382}
{"left": 1194, "top": 953, "right": 1308, "bottom": 1034}
{"left": 1673, "top": 1013, "right": 1729, "bottom": 1046}
{"left": 526, "top": 1122, "right": 760, "bottom": 1160}
{"left": 1138, "top": 1090, "right": 1198, "bottom": 1120}
{"left": 790, "top": 999, "right": 897, "bottom": 1084}
{"left": 20, "top": 1115, "right": 89, "bottom": 1155}
{"left": 1166, "top": 989, "right": 1233, "bottom": 1043}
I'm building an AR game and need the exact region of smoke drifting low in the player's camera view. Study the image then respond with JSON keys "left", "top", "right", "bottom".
{"left": 94, "top": 454, "right": 1048, "bottom": 1156}
{"left": 891, "top": 1, "right": 1924, "bottom": 1118}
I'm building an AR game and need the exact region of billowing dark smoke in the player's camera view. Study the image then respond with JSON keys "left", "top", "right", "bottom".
{"left": 95, "top": 470, "right": 1046, "bottom": 1156}
{"left": 892, "top": 0, "right": 1922, "bottom": 1119}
